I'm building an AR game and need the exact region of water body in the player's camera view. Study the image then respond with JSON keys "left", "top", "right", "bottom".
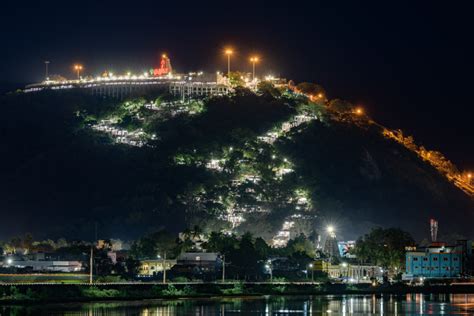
{"left": 2, "top": 294, "right": 474, "bottom": 315}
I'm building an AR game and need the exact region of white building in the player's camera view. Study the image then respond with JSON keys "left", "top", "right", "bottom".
{"left": 2, "top": 260, "right": 83, "bottom": 272}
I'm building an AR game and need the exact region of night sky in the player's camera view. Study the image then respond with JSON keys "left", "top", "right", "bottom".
{"left": 1, "top": 1, "right": 473, "bottom": 169}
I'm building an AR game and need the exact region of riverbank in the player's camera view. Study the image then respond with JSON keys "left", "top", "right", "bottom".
{"left": 2, "top": 282, "right": 474, "bottom": 304}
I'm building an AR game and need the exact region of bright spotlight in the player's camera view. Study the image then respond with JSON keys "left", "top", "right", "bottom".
{"left": 327, "top": 225, "right": 334, "bottom": 234}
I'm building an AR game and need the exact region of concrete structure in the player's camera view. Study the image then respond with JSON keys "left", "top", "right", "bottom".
{"left": 170, "top": 252, "right": 221, "bottom": 280}
{"left": 169, "top": 82, "right": 229, "bottom": 99}
{"left": 326, "top": 263, "right": 382, "bottom": 282}
{"left": 139, "top": 259, "right": 177, "bottom": 276}
{"left": 24, "top": 72, "right": 230, "bottom": 99}
{"left": 2, "top": 259, "right": 82, "bottom": 272}
{"left": 25, "top": 77, "right": 174, "bottom": 99}
{"left": 405, "top": 242, "right": 464, "bottom": 279}
{"left": 313, "top": 260, "right": 381, "bottom": 282}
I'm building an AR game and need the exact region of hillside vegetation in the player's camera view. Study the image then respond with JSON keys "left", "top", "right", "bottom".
{"left": 0, "top": 85, "right": 472, "bottom": 241}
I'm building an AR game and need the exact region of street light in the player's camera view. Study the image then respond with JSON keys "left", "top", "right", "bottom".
{"left": 224, "top": 49, "right": 233, "bottom": 75}
{"left": 74, "top": 64, "right": 83, "bottom": 80}
{"left": 341, "top": 262, "right": 349, "bottom": 280}
{"left": 355, "top": 107, "right": 364, "bottom": 115}
{"left": 265, "top": 262, "right": 273, "bottom": 282}
{"left": 162, "top": 251, "right": 167, "bottom": 284}
{"left": 308, "top": 263, "right": 314, "bottom": 282}
{"left": 249, "top": 56, "right": 260, "bottom": 81}
{"left": 44, "top": 61, "right": 50, "bottom": 80}
{"left": 222, "top": 254, "right": 226, "bottom": 283}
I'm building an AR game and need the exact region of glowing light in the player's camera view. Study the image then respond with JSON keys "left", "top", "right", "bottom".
{"left": 327, "top": 225, "right": 334, "bottom": 234}
{"left": 6, "top": 258, "right": 12, "bottom": 265}
{"left": 342, "top": 262, "right": 348, "bottom": 268}
{"left": 265, "top": 75, "right": 275, "bottom": 81}
{"left": 355, "top": 107, "right": 363, "bottom": 115}
{"left": 250, "top": 56, "right": 260, "bottom": 63}
{"left": 224, "top": 49, "right": 233, "bottom": 55}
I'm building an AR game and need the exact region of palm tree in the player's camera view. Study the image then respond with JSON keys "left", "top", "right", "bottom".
{"left": 192, "top": 225, "right": 203, "bottom": 240}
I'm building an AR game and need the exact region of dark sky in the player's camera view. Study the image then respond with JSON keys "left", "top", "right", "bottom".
{"left": 1, "top": 1, "right": 473, "bottom": 169}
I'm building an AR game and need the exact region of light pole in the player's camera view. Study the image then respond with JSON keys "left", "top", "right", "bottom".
{"left": 162, "top": 251, "right": 167, "bottom": 284}
{"left": 342, "top": 262, "right": 348, "bottom": 280}
{"left": 44, "top": 61, "right": 50, "bottom": 80}
{"left": 265, "top": 262, "right": 273, "bottom": 282}
{"left": 222, "top": 254, "right": 226, "bottom": 283}
{"left": 308, "top": 263, "right": 314, "bottom": 282}
{"left": 250, "top": 56, "right": 259, "bottom": 81}
{"left": 89, "top": 247, "right": 93, "bottom": 284}
{"left": 74, "top": 64, "right": 83, "bottom": 80}
{"left": 225, "top": 49, "right": 233, "bottom": 76}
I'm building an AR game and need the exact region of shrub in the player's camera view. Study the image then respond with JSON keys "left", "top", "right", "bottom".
{"left": 172, "top": 276, "right": 190, "bottom": 283}
{"left": 221, "top": 283, "right": 244, "bottom": 295}
{"left": 272, "top": 285, "right": 287, "bottom": 293}
{"left": 161, "top": 284, "right": 196, "bottom": 297}
{"left": 81, "top": 286, "right": 121, "bottom": 298}
{"left": 95, "top": 275, "right": 125, "bottom": 283}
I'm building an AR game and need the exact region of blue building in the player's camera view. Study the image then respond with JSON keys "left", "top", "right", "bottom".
{"left": 405, "top": 243, "right": 463, "bottom": 279}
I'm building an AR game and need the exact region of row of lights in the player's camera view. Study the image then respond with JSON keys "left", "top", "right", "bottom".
{"left": 67, "top": 48, "right": 261, "bottom": 82}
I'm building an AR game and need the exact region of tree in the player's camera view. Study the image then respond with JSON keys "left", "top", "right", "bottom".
{"left": 124, "top": 257, "right": 141, "bottom": 279}
{"left": 257, "top": 81, "right": 281, "bottom": 98}
{"left": 22, "top": 233, "right": 34, "bottom": 253}
{"left": 254, "top": 237, "right": 271, "bottom": 259}
{"left": 327, "top": 99, "right": 354, "bottom": 113}
{"left": 130, "top": 230, "right": 178, "bottom": 259}
{"left": 227, "top": 72, "right": 246, "bottom": 87}
{"left": 296, "top": 82, "right": 326, "bottom": 98}
{"left": 229, "top": 232, "right": 261, "bottom": 280}
{"left": 286, "top": 233, "right": 315, "bottom": 258}
{"left": 353, "top": 228, "right": 414, "bottom": 271}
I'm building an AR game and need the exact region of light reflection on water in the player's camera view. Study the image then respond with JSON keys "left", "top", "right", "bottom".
{"left": 2, "top": 293, "right": 474, "bottom": 315}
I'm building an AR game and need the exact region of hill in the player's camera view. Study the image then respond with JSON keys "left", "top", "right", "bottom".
{"left": 0, "top": 87, "right": 473, "bottom": 242}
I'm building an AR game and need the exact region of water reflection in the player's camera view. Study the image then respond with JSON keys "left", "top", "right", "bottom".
{"left": 3, "top": 293, "right": 474, "bottom": 315}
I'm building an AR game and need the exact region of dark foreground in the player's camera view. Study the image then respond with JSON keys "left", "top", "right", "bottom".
{"left": 3, "top": 282, "right": 474, "bottom": 304}
{"left": 2, "top": 293, "right": 474, "bottom": 315}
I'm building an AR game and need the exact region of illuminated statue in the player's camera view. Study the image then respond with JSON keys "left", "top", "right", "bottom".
{"left": 153, "top": 54, "right": 172, "bottom": 76}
